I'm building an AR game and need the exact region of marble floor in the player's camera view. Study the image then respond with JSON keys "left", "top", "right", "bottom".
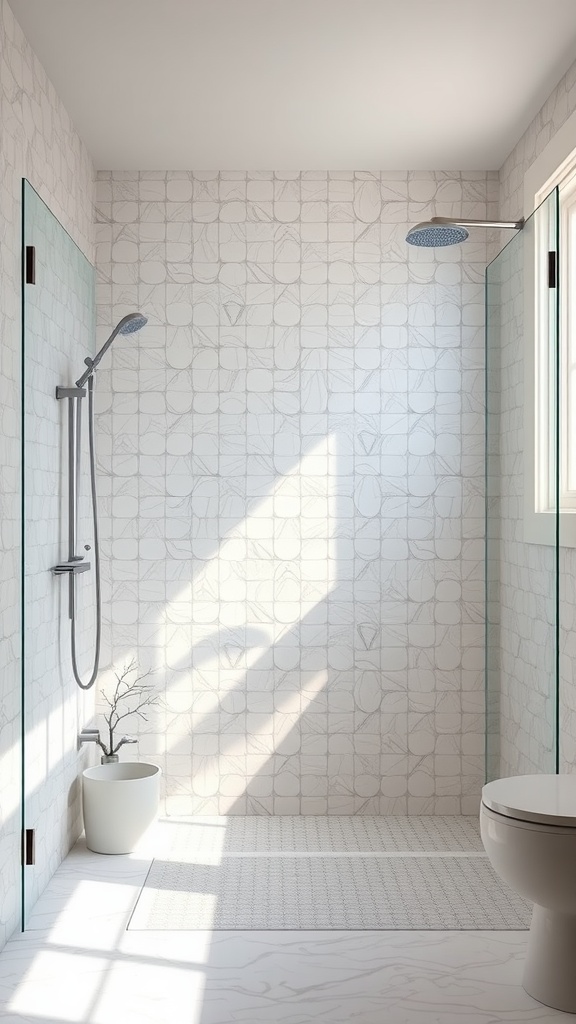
{"left": 0, "top": 817, "right": 574, "bottom": 1023}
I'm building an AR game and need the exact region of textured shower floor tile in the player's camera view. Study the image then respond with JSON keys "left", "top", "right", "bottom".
{"left": 129, "top": 853, "right": 529, "bottom": 930}
{"left": 160, "top": 813, "right": 483, "bottom": 854}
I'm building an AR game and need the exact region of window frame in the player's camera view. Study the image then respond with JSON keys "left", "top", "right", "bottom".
{"left": 558, "top": 174, "right": 576, "bottom": 510}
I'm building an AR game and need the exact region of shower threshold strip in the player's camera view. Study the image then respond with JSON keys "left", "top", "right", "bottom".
{"left": 195, "top": 851, "right": 489, "bottom": 858}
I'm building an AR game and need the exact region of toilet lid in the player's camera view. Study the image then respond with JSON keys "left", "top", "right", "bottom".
{"left": 482, "top": 775, "right": 576, "bottom": 827}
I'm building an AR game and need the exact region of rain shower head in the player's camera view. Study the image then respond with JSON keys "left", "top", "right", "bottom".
{"left": 76, "top": 312, "right": 148, "bottom": 388}
{"left": 406, "top": 222, "right": 469, "bottom": 247}
{"left": 406, "top": 215, "right": 524, "bottom": 248}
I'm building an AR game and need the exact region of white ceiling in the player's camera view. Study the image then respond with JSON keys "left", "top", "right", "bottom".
{"left": 9, "top": 0, "right": 576, "bottom": 170}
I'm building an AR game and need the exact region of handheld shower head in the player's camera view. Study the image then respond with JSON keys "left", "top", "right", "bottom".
{"left": 76, "top": 312, "right": 148, "bottom": 387}
{"left": 118, "top": 313, "right": 148, "bottom": 335}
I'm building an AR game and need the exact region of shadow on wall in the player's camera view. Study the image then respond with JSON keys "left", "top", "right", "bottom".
{"left": 100, "top": 425, "right": 482, "bottom": 816}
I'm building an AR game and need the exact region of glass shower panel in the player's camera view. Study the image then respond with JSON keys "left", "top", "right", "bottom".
{"left": 22, "top": 181, "right": 95, "bottom": 924}
{"left": 485, "top": 189, "right": 559, "bottom": 782}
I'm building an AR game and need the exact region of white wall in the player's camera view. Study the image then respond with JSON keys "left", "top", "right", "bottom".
{"left": 95, "top": 169, "right": 492, "bottom": 816}
{"left": 0, "top": 0, "right": 94, "bottom": 947}
{"left": 23, "top": 182, "right": 97, "bottom": 916}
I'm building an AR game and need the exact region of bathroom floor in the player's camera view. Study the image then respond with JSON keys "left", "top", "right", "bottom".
{"left": 0, "top": 817, "right": 572, "bottom": 1024}
{"left": 128, "top": 816, "right": 529, "bottom": 931}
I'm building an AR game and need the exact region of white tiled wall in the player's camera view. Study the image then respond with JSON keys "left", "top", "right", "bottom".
{"left": 0, "top": 0, "right": 94, "bottom": 948}
{"left": 95, "top": 169, "right": 492, "bottom": 816}
{"left": 497, "top": 57, "right": 576, "bottom": 776}
{"left": 23, "top": 182, "right": 97, "bottom": 916}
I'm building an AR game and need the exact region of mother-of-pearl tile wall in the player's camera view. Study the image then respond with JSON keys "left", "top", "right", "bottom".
{"left": 497, "top": 57, "right": 576, "bottom": 777}
{"left": 0, "top": 0, "right": 94, "bottom": 948}
{"left": 96, "top": 169, "right": 493, "bottom": 816}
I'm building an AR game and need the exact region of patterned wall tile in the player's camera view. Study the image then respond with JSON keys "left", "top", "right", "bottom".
{"left": 23, "top": 183, "right": 96, "bottom": 916}
{"left": 96, "top": 169, "right": 489, "bottom": 816}
{"left": 0, "top": 0, "right": 94, "bottom": 950}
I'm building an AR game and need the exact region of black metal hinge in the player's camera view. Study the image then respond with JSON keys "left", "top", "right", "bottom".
{"left": 25, "top": 245, "right": 36, "bottom": 284}
{"left": 548, "top": 250, "right": 557, "bottom": 289}
{"left": 22, "top": 828, "right": 35, "bottom": 866}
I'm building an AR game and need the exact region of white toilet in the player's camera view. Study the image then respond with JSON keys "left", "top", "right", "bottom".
{"left": 480, "top": 774, "right": 576, "bottom": 1013}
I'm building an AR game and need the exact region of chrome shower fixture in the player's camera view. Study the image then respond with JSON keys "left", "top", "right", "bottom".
{"left": 406, "top": 216, "right": 524, "bottom": 247}
{"left": 52, "top": 312, "right": 148, "bottom": 690}
{"left": 76, "top": 311, "right": 148, "bottom": 388}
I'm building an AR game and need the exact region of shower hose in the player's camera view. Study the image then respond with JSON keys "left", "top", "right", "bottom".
{"left": 70, "top": 375, "right": 101, "bottom": 690}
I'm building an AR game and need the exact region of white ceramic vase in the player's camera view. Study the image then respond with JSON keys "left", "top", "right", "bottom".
{"left": 82, "top": 761, "right": 161, "bottom": 854}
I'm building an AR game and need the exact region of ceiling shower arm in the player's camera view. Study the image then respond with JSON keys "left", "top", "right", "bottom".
{"left": 430, "top": 216, "right": 524, "bottom": 230}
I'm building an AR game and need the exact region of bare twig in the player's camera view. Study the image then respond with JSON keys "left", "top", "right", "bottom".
{"left": 98, "top": 662, "right": 160, "bottom": 756}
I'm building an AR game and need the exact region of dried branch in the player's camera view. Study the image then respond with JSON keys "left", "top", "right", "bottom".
{"left": 98, "top": 661, "right": 161, "bottom": 756}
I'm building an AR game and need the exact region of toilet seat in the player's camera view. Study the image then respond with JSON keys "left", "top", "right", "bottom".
{"left": 482, "top": 774, "right": 576, "bottom": 828}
